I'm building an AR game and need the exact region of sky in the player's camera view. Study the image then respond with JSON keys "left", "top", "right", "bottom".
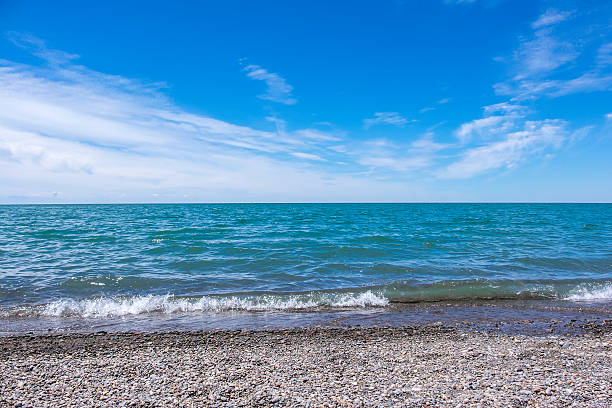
{"left": 0, "top": 0, "right": 611, "bottom": 203}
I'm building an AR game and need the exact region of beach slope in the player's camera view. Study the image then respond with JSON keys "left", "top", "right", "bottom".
{"left": 1, "top": 327, "right": 611, "bottom": 407}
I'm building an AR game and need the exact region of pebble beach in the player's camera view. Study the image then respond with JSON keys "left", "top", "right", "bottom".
{"left": 2, "top": 326, "right": 611, "bottom": 407}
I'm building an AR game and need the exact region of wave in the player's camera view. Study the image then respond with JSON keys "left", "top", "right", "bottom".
{"left": 566, "top": 284, "right": 612, "bottom": 301}
{"left": 2, "top": 279, "right": 611, "bottom": 319}
{"left": 28, "top": 290, "right": 388, "bottom": 318}
{"left": 378, "top": 278, "right": 612, "bottom": 303}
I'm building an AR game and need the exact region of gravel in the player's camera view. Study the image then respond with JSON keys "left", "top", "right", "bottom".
{"left": 1, "top": 326, "right": 611, "bottom": 407}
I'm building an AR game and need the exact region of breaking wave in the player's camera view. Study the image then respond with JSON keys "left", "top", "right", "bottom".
{"left": 2, "top": 279, "right": 612, "bottom": 320}
{"left": 566, "top": 283, "right": 612, "bottom": 301}
{"left": 34, "top": 290, "right": 388, "bottom": 318}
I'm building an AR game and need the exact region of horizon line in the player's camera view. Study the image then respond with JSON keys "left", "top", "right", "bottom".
{"left": 1, "top": 201, "right": 611, "bottom": 205}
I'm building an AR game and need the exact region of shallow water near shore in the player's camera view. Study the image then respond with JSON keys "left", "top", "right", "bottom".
{"left": 2, "top": 299, "right": 611, "bottom": 336}
{"left": 1, "top": 203, "right": 611, "bottom": 335}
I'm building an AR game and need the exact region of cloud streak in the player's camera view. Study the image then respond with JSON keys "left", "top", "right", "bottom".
{"left": 0, "top": 29, "right": 602, "bottom": 203}
{"left": 441, "top": 120, "right": 567, "bottom": 179}
{"left": 1, "top": 40, "right": 382, "bottom": 202}
{"left": 363, "top": 112, "right": 413, "bottom": 128}
{"left": 531, "top": 9, "right": 573, "bottom": 29}
{"left": 243, "top": 64, "right": 297, "bottom": 105}
{"left": 494, "top": 8, "right": 612, "bottom": 101}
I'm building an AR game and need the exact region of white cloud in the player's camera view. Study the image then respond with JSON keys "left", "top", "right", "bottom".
{"left": 358, "top": 155, "right": 431, "bottom": 172}
{"left": 436, "top": 7, "right": 608, "bottom": 182}
{"left": 513, "top": 28, "right": 577, "bottom": 79}
{"left": 0, "top": 127, "right": 93, "bottom": 174}
{"left": 0, "top": 33, "right": 599, "bottom": 202}
{"left": 5, "top": 36, "right": 488, "bottom": 202}
{"left": 483, "top": 102, "right": 528, "bottom": 115}
{"left": 493, "top": 8, "right": 612, "bottom": 101}
{"left": 440, "top": 120, "right": 567, "bottom": 179}
{"left": 263, "top": 117, "right": 342, "bottom": 146}
{"left": 1, "top": 41, "right": 380, "bottom": 202}
{"left": 496, "top": 71, "right": 612, "bottom": 100}
{"left": 292, "top": 129, "right": 342, "bottom": 142}
{"left": 410, "top": 133, "right": 449, "bottom": 152}
{"left": 363, "top": 112, "right": 412, "bottom": 128}
{"left": 548, "top": 72, "right": 612, "bottom": 97}
{"left": 419, "top": 107, "right": 435, "bottom": 113}
{"left": 8, "top": 32, "right": 79, "bottom": 65}
{"left": 243, "top": 64, "right": 297, "bottom": 105}
{"left": 291, "top": 152, "right": 326, "bottom": 161}
{"left": 356, "top": 133, "right": 448, "bottom": 173}
{"left": 596, "top": 43, "right": 612, "bottom": 67}
{"left": 455, "top": 116, "right": 512, "bottom": 143}
{"left": 531, "top": 9, "right": 574, "bottom": 29}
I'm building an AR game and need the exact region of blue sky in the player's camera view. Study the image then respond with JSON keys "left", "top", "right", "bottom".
{"left": 0, "top": 0, "right": 611, "bottom": 203}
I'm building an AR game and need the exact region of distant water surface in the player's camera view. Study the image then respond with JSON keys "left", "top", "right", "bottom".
{"left": 0, "top": 203, "right": 610, "bottom": 333}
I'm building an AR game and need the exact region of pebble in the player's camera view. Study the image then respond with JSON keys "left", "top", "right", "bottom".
{"left": 0, "top": 326, "right": 610, "bottom": 407}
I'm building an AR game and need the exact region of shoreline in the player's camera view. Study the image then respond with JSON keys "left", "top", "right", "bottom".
{"left": 2, "top": 325, "right": 611, "bottom": 407}
{"left": 3, "top": 299, "right": 611, "bottom": 337}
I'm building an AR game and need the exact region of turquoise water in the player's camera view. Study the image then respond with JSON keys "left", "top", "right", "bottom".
{"left": 0, "top": 204, "right": 611, "bottom": 328}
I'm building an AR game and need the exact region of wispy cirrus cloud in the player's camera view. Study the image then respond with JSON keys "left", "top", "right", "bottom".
{"left": 495, "top": 62, "right": 612, "bottom": 101}
{"left": 494, "top": 8, "right": 612, "bottom": 101}
{"left": 447, "top": 78, "right": 569, "bottom": 178}
{"left": 291, "top": 152, "right": 327, "bottom": 161}
{"left": 356, "top": 133, "right": 449, "bottom": 173}
{"left": 596, "top": 43, "right": 612, "bottom": 67}
{"left": 456, "top": 102, "right": 529, "bottom": 143}
{"left": 419, "top": 97, "right": 450, "bottom": 114}
{"left": 441, "top": 120, "right": 568, "bottom": 179}
{"left": 243, "top": 64, "right": 297, "bottom": 105}
{"left": 363, "top": 112, "right": 413, "bottom": 128}
{"left": 438, "top": 5, "right": 612, "bottom": 180}
{"left": 531, "top": 9, "right": 574, "bottom": 29}
{"left": 0, "top": 28, "right": 605, "bottom": 203}
{"left": 7, "top": 31, "right": 79, "bottom": 65}
{"left": 455, "top": 116, "right": 511, "bottom": 143}
{"left": 483, "top": 102, "right": 529, "bottom": 115}
{"left": 513, "top": 20, "right": 578, "bottom": 80}
{"left": 292, "top": 129, "right": 343, "bottom": 142}
{"left": 514, "top": 33, "right": 577, "bottom": 80}
{"left": 1, "top": 35, "right": 388, "bottom": 202}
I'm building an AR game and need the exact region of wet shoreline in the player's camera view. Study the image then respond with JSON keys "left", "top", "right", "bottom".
{"left": 2, "top": 299, "right": 611, "bottom": 336}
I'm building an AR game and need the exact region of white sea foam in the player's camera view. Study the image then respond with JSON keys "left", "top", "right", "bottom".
{"left": 332, "top": 290, "right": 389, "bottom": 307}
{"left": 40, "top": 291, "right": 389, "bottom": 318}
{"left": 566, "top": 284, "right": 612, "bottom": 301}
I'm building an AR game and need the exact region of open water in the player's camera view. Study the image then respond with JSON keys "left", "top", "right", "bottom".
{"left": 1, "top": 203, "right": 610, "bottom": 334}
